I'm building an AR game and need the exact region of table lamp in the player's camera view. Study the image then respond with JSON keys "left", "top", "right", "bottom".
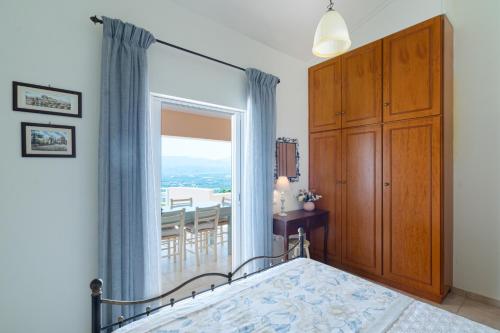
{"left": 276, "top": 176, "right": 291, "bottom": 216}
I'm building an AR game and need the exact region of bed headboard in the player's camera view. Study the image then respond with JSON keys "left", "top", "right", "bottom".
{"left": 90, "top": 227, "right": 306, "bottom": 333}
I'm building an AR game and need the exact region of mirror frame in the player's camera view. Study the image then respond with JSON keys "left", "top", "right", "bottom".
{"left": 275, "top": 137, "right": 300, "bottom": 182}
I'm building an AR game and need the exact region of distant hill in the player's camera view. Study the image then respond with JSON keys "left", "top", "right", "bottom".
{"left": 161, "top": 156, "right": 231, "bottom": 176}
{"left": 161, "top": 156, "right": 231, "bottom": 192}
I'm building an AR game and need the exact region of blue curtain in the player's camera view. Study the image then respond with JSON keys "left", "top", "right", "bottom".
{"left": 98, "top": 17, "right": 160, "bottom": 324}
{"left": 238, "top": 68, "right": 280, "bottom": 271}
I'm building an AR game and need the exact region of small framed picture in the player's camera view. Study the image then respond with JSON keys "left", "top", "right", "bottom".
{"left": 13, "top": 81, "right": 82, "bottom": 118}
{"left": 21, "top": 122, "right": 76, "bottom": 158}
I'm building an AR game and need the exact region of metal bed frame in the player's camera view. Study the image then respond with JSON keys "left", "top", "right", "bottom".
{"left": 90, "top": 228, "right": 306, "bottom": 333}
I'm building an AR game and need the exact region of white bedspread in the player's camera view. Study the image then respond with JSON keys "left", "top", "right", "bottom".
{"left": 116, "top": 258, "right": 498, "bottom": 333}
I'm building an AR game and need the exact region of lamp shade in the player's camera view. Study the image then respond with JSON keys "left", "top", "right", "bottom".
{"left": 276, "top": 176, "right": 291, "bottom": 192}
{"left": 312, "top": 10, "right": 351, "bottom": 58}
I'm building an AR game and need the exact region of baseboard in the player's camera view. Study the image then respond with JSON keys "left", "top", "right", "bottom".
{"left": 451, "top": 287, "right": 500, "bottom": 308}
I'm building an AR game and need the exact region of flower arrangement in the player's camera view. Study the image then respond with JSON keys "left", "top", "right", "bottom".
{"left": 297, "top": 189, "right": 322, "bottom": 203}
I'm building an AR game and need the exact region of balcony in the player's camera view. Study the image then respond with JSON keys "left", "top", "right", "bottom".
{"left": 160, "top": 184, "right": 232, "bottom": 297}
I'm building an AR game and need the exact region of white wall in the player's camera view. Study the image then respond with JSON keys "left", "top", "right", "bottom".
{"left": 0, "top": 1, "right": 308, "bottom": 332}
{"left": 349, "top": 0, "right": 444, "bottom": 49}
{"left": 444, "top": 0, "right": 500, "bottom": 301}
{"left": 340, "top": 0, "right": 500, "bottom": 301}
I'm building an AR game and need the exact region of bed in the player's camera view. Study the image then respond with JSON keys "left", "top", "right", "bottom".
{"left": 90, "top": 229, "right": 498, "bottom": 332}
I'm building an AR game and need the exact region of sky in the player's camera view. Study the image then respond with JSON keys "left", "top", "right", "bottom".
{"left": 161, "top": 136, "right": 231, "bottom": 160}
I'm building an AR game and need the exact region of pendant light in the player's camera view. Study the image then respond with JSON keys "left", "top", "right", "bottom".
{"left": 312, "top": 0, "right": 351, "bottom": 58}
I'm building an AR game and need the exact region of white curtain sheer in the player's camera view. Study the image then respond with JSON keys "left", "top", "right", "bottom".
{"left": 234, "top": 68, "right": 280, "bottom": 273}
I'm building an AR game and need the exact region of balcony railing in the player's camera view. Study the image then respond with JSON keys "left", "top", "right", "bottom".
{"left": 161, "top": 185, "right": 231, "bottom": 208}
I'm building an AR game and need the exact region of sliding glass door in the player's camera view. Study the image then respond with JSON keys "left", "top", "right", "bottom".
{"left": 150, "top": 94, "right": 242, "bottom": 295}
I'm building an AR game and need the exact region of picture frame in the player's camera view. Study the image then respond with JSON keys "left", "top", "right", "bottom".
{"left": 21, "top": 122, "right": 76, "bottom": 158}
{"left": 13, "top": 81, "right": 82, "bottom": 118}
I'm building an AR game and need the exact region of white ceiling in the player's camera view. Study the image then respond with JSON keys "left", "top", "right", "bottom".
{"left": 172, "top": 0, "right": 394, "bottom": 62}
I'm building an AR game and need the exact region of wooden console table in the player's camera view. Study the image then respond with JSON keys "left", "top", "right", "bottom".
{"left": 273, "top": 209, "right": 329, "bottom": 262}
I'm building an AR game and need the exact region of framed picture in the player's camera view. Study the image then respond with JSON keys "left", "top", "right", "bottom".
{"left": 13, "top": 81, "right": 82, "bottom": 118}
{"left": 21, "top": 122, "right": 76, "bottom": 158}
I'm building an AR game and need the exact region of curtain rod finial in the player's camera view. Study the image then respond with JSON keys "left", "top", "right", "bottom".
{"left": 90, "top": 15, "right": 103, "bottom": 24}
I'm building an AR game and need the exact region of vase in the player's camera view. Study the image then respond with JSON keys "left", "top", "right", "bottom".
{"left": 303, "top": 201, "right": 315, "bottom": 211}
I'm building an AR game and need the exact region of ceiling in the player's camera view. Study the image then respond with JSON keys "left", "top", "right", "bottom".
{"left": 172, "top": 0, "right": 394, "bottom": 62}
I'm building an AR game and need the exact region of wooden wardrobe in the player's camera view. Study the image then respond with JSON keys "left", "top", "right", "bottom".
{"left": 308, "top": 15, "right": 453, "bottom": 302}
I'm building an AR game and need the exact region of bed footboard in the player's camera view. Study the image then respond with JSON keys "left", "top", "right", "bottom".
{"left": 90, "top": 227, "right": 306, "bottom": 333}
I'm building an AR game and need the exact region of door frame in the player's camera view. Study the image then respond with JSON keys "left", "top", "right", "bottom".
{"left": 150, "top": 93, "right": 245, "bottom": 262}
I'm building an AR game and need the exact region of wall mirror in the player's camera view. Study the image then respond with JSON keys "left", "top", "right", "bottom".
{"left": 275, "top": 137, "right": 300, "bottom": 182}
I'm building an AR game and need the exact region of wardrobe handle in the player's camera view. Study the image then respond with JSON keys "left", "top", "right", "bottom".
{"left": 384, "top": 182, "right": 390, "bottom": 187}
{"left": 335, "top": 112, "right": 341, "bottom": 116}
{"left": 383, "top": 102, "right": 390, "bottom": 107}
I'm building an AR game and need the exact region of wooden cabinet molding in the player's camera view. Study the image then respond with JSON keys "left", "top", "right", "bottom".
{"left": 309, "top": 130, "right": 342, "bottom": 263}
{"left": 309, "top": 58, "right": 342, "bottom": 132}
{"left": 342, "top": 40, "right": 382, "bottom": 128}
{"left": 341, "top": 125, "right": 382, "bottom": 275}
{"left": 382, "top": 116, "right": 442, "bottom": 296}
{"left": 383, "top": 16, "right": 442, "bottom": 122}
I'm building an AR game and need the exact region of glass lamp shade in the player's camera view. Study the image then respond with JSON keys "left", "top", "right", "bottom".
{"left": 276, "top": 176, "right": 291, "bottom": 192}
{"left": 312, "top": 10, "right": 351, "bottom": 58}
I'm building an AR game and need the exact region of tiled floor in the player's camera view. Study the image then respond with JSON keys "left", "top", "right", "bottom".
{"left": 161, "top": 232, "right": 232, "bottom": 302}
{"left": 161, "top": 236, "right": 500, "bottom": 330}
{"left": 385, "top": 286, "right": 500, "bottom": 330}
{"left": 442, "top": 295, "right": 500, "bottom": 330}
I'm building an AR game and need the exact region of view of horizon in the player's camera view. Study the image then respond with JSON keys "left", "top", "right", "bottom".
{"left": 161, "top": 136, "right": 232, "bottom": 193}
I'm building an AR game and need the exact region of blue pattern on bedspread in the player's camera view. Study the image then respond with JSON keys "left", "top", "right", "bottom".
{"left": 116, "top": 259, "right": 499, "bottom": 332}
{"left": 116, "top": 259, "right": 412, "bottom": 332}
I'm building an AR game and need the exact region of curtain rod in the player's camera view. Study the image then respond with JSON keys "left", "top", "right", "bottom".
{"left": 90, "top": 16, "right": 280, "bottom": 84}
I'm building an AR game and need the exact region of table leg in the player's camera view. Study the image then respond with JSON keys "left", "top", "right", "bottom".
{"left": 284, "top": 232, "right": 289, "bottom": 261}
{"left": 305, "top": 223, "right": 311, "bottom": 249}
{"left": 323, "top": 222, "right": 329, "bottom": 263}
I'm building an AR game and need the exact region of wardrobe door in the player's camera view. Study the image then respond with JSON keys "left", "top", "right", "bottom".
{"left": 341, "top": 125, "right": 382, "bottom": 275}
{"left": 383, "top": 16, "right": 442, "bottom": 122}
{"left": 382, "top": 116, "right": 441, "bottom": 296}
{"left": 309, "top": 130, "right": 342, "bottom": 264}
{"left": 342, "top": 40, "right": 382, "bottom": 128}
{"left": 309, "top": 58, "right": 342, "bottom": 132}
